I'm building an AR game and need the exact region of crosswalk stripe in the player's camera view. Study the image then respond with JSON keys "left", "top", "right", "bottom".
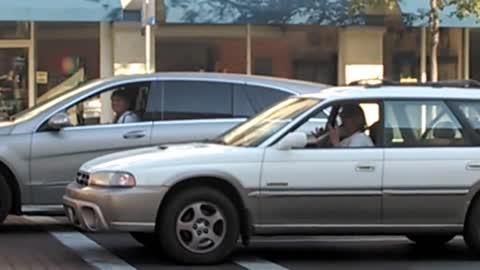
{"left": 233, "top": 255, "right": 290, "bottom": 270}
{"left": 24, "top": 216, "right": 137, "bottom": 270}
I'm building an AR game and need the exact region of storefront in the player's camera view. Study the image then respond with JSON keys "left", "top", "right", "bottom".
{"left": 0, "top": 0, "right": 122, "bottom": 120}
{"left": 0, "top": 0, "right": 479, "bottom": 120}
{"left": 155, "top": 0, "right": 478, "bottom": 85}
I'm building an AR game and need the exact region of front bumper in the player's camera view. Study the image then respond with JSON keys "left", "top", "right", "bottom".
{"left": 63, "top": 183, "right": 169, "bottom": 232}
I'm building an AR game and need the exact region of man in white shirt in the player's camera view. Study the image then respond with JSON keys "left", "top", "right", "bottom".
{"left": 313, "top": 104, "right": 374, "bottom": 148}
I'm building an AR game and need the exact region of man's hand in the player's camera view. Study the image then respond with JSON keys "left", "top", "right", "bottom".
{"left": 310, "top": 127, "right": 326, "bottom": 138}
{"left": 327, "top": 124, "right": 340, "bottom": 146}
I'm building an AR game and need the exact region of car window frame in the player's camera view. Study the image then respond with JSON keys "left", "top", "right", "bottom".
{"left": 240, "top": 83, "right": 295, "bottom": 116}
{"left": 145, "top": 79, "right": 299, "bottom": 123}
{"left": 148, "top": 80, "right": 235, "bottom": 121}
{"left": 36, "top": 79, "right": 155, "bottom": 132}
{"left": 383, "top": 98, "right": 476, "bottom": 148}
{"left": 447, "top": 99, "right": 480, "bottom": 146}
{"left": 267, "top": 98, "right": 384, "bottom": 149}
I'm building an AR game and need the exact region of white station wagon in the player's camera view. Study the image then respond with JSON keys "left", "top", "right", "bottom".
{"left": 64, "top": 82, "right": 480, "bottom": 264}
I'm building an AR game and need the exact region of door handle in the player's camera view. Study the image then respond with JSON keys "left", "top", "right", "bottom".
{"left": 355, "top": 164, "right": 375, "bottom": 172}
{"left": 467, "top": 162, "right": 480, "bottom": 170}
{"left": 123, "top": 130, "right": 146, "bottom": 139}
{"left": 266, "top": 182, "right": 289, "bottom": 187}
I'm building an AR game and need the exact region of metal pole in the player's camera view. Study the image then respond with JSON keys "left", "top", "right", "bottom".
{"left": 464, "top": 28, "right": 470, "bottom": 80}
{"left": 28, "top": 22, "right": 36, "bottom": 107}
{"left": 246, "top": 23, "right": 252, "bottom": 75}
{"left": 145, "top": 0, "right": 156, "bottom": 74}
{"left": 100, "top": 22, "right": 114, "bottom": 123}
{"left": 420, "top": 27, "right": 427, "bottom": 82}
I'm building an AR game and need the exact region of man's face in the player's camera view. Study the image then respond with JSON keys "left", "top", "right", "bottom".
{"left": 111, "top": 96, "right": 129, "bottom": 114}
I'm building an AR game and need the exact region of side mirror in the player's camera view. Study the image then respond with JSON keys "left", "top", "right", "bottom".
{"left": 275, "top": 132, "right": 308, "bottom": 150}
{"left": 48, "top": 112, "right": 72, "bottom": 130}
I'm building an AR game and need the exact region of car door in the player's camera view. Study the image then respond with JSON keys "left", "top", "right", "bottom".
{"left": 30, "top": 81, "right": 153, "bottom": 204}
{"left": 382, "top": 99, "right": 477, "bottom": 226}
{"left": 258, "top": 101, "right": 384, "bottom": 233}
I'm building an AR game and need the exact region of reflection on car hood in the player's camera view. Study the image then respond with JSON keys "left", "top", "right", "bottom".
{"left": 0, "top": 121, "right": 15, "bottom": 135}
{"left": 80, "top": 143, "right": 260, "bottom": 173}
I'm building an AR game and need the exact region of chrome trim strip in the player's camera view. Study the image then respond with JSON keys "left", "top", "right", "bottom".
{"left": 153, "top": 118, "right": 246, "bottom": 125}
{"left": 62, "top": 121, "right": 153, "bottom": 131}
{"left": 254, "top": 224, "right": 463, "bottom": 229}
{"left": 22, "top": 205, "right": 64, "bottom": 213}
{"left": 110, "top": 222, "right": 155, "bottom": 227}
{"left": 248, "top": 190, "right": 382, "bottom": 198}
{"left": 383, "top": 189, "right": 469, "bottom": 196}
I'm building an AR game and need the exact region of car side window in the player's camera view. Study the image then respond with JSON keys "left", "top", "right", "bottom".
{"left": 148, "top": 81, "right": 233, "bottom": 121}
{"left": 57, "top": 82, "right": 150, "bottom": 128}
{"left": 452, "top": 101, "right": 480, "bottom": 136}
{"left": 294, "top": 101, "right": 380, "bottom": 149}
{"left": 233, "top": 84, "right": 255, "bottom": 118}
{"left": 243, "top": 85, "right": 291, "bottom": 114}
{"left": 384, "top": 100, "right": 467, "bottom": 147}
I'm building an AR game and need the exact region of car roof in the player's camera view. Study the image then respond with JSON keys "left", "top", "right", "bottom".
{"left": 97, "top": 72, "right": 328, "bottom": 95}
{"left": 303, "top": 85, "right": 480, "bottom": 101}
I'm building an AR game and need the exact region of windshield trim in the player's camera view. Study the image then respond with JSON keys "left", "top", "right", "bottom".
{"left": 218, "top": 97, "right": 323, "bottom": 148}
{"left": 11, "top": 79, "right": 104, "bottom": 122}
{"left": 258, "top": 97, "right": 325, "bottom": 148}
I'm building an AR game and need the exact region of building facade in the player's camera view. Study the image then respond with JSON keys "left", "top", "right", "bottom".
{"left": 0, "top": 0, "right": 479, "bottom": 120}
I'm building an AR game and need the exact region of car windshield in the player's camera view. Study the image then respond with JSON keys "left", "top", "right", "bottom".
{"left": 219, "top": 97, "right": 321, "bottom": 147}
{"left": 8, "top": 79, "right": 103, "bottom": 122}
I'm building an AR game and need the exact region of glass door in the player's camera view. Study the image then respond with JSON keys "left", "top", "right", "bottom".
{"left": 0, "top": 48, "right": 29, "bottom": 120}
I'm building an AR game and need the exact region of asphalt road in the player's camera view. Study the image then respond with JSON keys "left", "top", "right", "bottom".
{"left": 1, "top": 215, "right": 480, "bottom": 270}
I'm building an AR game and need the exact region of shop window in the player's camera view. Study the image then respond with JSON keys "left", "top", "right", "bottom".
{"left": 0, "top": 22, "right": 30, "bottom": 39}
{"left": 0, "top": 48, "right": 28, "bottom": 120}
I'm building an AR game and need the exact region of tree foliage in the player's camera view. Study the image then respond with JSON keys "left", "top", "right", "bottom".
{"left": 167, "top": 0, "right": 369, "bottom": 25}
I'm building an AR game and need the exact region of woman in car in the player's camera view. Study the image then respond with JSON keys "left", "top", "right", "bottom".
{"left": 313, "top": 104, "right": 374, "bottom": 147}
{"left": 111, "top": 89, "right": 140, "bottom": 124}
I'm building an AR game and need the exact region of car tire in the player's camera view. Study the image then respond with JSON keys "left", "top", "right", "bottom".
{"left": 157, "top": 187, "right": 240, "bottom": 265}
{"left": 0, "top": 174, "right": 12, "bottom": 225}
{"left": 130, "top": 232, "right": 161, "bottom": 249}
{"left": 464, "top": 197, "right": 480, "bottom": 255}
{"left": 406, "top": 234, "right": 455, "bottom": 246}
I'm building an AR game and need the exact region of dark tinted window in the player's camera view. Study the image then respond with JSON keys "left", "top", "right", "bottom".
{"left": 163, "top": 81, "right": 233, "bottom": 120}
{"left": 240, "top": 85, "right": 290, "bottom": 116}
{"left": 233, "top": 84, "right": 255, "bottom": 118}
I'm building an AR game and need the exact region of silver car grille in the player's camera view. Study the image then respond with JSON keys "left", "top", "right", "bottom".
{"left": 76, "top": 172, "right": 90, "bottom": 186}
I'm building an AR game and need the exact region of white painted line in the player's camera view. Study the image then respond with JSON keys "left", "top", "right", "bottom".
{"left": 233, "top": 255, "right": 290, "bottom": 270}
{"left": 24, "top": 216, "right": 137, "bottom": 270}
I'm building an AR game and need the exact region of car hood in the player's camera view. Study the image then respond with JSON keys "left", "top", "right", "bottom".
{"left": 81, "top": 143, "right": 263, "bottom": 173}
{"left": 0, "top": 121, "right": 16, "bottom": 135}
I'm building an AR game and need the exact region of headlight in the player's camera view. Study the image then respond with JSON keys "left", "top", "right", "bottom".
{"left": 89, "top": 171, "right": 136, "bottom": 188}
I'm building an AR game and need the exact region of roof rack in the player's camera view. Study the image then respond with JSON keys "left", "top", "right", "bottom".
{"left": 347, "top": 79, "right": 480, "bottom": 89}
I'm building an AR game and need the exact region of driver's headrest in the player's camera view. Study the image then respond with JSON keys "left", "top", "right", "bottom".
{"left": 433, "top": 121, "right": 456, "bottom": 140}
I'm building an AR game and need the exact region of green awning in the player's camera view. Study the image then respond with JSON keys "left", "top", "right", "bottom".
{"left": 398, "top": 0, "right": 480, "bottom": 28}
{"left": 0, "top": 0, "right": 123, "bottom": 22}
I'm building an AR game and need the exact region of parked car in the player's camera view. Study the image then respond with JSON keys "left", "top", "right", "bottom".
{"left": 0, "top": 72, "right": 327, "bottom": 224}
{"left": 64, "top": 81, "right": 480, "bottom": 264}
